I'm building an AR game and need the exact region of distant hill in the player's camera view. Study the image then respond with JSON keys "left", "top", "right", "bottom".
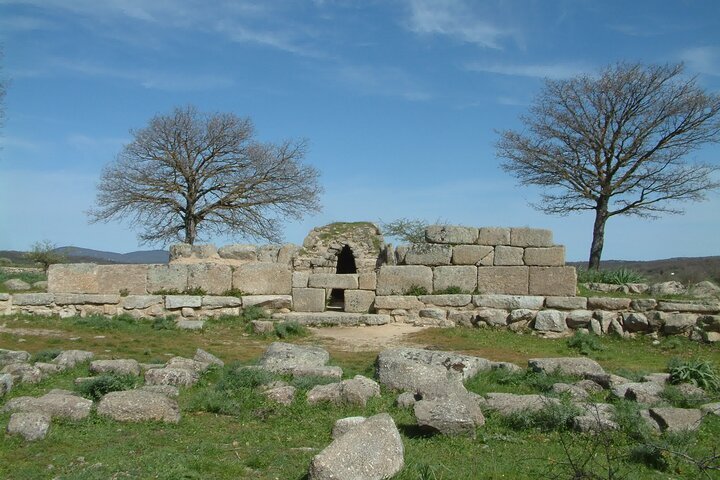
{"left": 0, "top": 247, "right": 169, "bottom": 265}
{"left": 568, "top": 256, "right": 720, "bottom": 285}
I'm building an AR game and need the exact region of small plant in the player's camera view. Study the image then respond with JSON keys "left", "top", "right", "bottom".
{"left": 241, "top": 305, "right": 268, "bottom": 322}
{"left": 274, "top": 320, "right": 307, "bottom": 339}
{"left": 667, "top": 358, "right": 720, "bottom": 392}
{"left": 290, "top": 374, "right": 338, "bottom": 390}
{"left": 119, "top": 288, "right": 130, "bottom": 297}
{"left": 186, "top": 390, "right": 242, "bottom": 415}
{"left": 566, "top": 331, "right": 604, "bottom": 356}
{"left": 184, "top": 286, "right": 207, "bottom": 296}
{"left": 24, "top": 240, "right": 66, "bottom": 273}
{"left": 576, "top": 267, "right": 646, "bottom": 285}
{"left": 221, "top": 288, "right": 245, "bottom": 298}
{"left": 216, "top": 364, "right": 276, "bottom": 391}
{"left": 434, "top": 286, "right": 466, "bottom": 295}
{"left": 150, "top": 288, "right": 181, "bottom": 296}
{"left": 31, "top": 349, "right": 62, "bottom": 363}
{"left": 151, "top": 316, "right": 176, "bottom": 330}
{"left": 405, "top": 284, "right": 429, "bottom": 296}
{"left": 75, "top": 374, "right": 139, "bottom": 400}
{"left": 661, "top": 384, "right": 707, "bottom": 408}
{"left": 502, "top": 401, "right": 582, "bottom": 432}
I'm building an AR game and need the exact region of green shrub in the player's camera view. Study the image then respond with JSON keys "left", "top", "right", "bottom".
{"left": 433, "top": 286, "right": 466, "bottom": 295}
{"left": 184, "top": 286, "right": 207, "bottom": 296}
{"left": 151, "top": 316, "right": 177, "bottom": 330}
{"left": 186, "top": 390, "right": 243, "bottom": 415}
{"left": 576, "top": 267, "right": 645, "bottom": 285}
{"left": 222, "top": 288, "right": 245, "bottom": 298}
{"left": 31, "top": 349, "right": 62, "bottom": 363}
{"left": 566, "top": 331, "right": 604, "bottom": 356}
{"left": 150, "top": 288, "right": 181, "bottom": 296}
{"left": 216, "top": 365, "right": 276, "bottom": 391}
{"left": 75, "top": 374, "right": 139, "bottom": 400}
{"left": 241, "top": 305, "right": 268, "bottom": 322}
{"left": 71, "top": 314, "right": 139, "bottom": 330}
{"left": 661, "top": 385, "right": 707, "bottom": 408}
{"left": 405, "top": 284, "right": 429, "bottom": 296}
{"left": 502, "top": 401, "right": 582, "bottom": 431}
{"left": 274, "top": 321, "right": 307, "bottom": 339}
{"left": 667, "top": 358, "right": 720, "bottom": 392}
{"left": 290, "top": 375, "right": 338, "bottom": 390}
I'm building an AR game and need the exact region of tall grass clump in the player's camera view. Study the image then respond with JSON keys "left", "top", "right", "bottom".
{"left": 75, "top": 374, "right": 140, "bottom": 400}
{"left": 566, "top": 331, "right": 605, "bottom": 356}
{"left": 576, "top": 267, "right": 645, "bottom": 285}
{"left": 667, "top": 358, "right": 720, "bottom": 392}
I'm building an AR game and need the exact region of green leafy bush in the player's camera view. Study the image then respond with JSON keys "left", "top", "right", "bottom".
{"left": 222, "top": 288, "right": 245, "bottom": 298}
{"left": 151, "top": 316, "right": 176, "bottom": 330}
{"left": 433, "top": 286, "right": 466, "bottom": 295}
{"left": 241, "top": 305, "right": 268, "bottom": 322}
{"left": 216, "top": 365, "right": 275, "bottom": 391}
{"left": 502, "top": 401, "right": 582, "bottom": 432}
{"left": 31, "top": 349, "right": 62, "bottom": 363}
{"left": 274, "top": 321, "right": 307, "bottom": 339}
{"left": 405, "top": 285, "right": 429, "bottom": 296}
{"left": 566, "top": 331, "right": 604, "bottom": 356}
{"left": 576, "top": 267, "right": 646, "bottom": 285}
{"left": 667, "top": 358, "right": 720, "bottom": 392}
{"left": 75, "top": 374, "right": 139, "bottom": 400}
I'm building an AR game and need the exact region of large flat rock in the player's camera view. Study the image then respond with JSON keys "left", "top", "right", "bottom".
{"left": 97, "top": 390, "right": 180, "bottom": 423}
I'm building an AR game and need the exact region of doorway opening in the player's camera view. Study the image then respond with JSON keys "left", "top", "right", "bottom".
{"left": 329, "top": 245, "right": 357, "bottom": 309}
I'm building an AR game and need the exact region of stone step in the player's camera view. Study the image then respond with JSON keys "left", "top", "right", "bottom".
{"left": 273, "top": 312, "right": 391, "bottom": 326}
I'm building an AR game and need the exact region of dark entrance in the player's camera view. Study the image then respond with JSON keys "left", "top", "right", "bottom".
{"left": 329, "top": 245, "right": 357, "bottom": 307}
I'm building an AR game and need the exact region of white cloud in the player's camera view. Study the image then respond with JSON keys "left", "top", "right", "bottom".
{"left": 465, "top": 62, "right": 589, "bottom": 79}
{"left": 334, "top": 64, "right": 432, "bottom": 101}
{"left": 680, "top": 46, "right": 720, "bottom": 77}
{"left": 404, "top": 0, "right": 512, "bottom": 49}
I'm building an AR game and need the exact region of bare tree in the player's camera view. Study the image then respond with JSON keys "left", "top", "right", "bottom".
{"left": 497, "top": 63, "right": 720, "bottom": 269}
{"left": 88, "top": 106, "right": 322, "bottom": 245}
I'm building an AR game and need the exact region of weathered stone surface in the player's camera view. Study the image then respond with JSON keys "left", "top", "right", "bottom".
{"left": 263, "top": 385, "right": 297, "bottom": 405}
{"left": 510, "top": 228, "right": 553, "bottom": 247}
{"left": 4, "top": 279, "right": 30, "bottom": 291}
{"left": 587, "top": 297, "right": 632, "bottom": 310}
{"left": 508, "top": 308, "right": 536, "bottom": 325}
{"left": 258, "top": 342, "right": 329, "bottom": 373}
{"left": 657, "top": 301, "right": 719, "bottom": 314}
{"left": 376, "top": 348, "right": 490, "bottom": 388}
{"left": 165, "top": 356, "right": 211, "bottom": 374}
{"left": 332, "top": 416, "right": 367, "bottom": 439}
{"left": 433, "top": 266, "right": 477, "bottom": 293}
{"left": 566, "top": 310, "right": 593, "bottom": 328}
{"left": 404, "top": 244, "right": 452, "bottom": 266}
{"left": 551, "top": 383, "right": 589, "bottom": 400}
{"left": 98, "top": 390, "right": 180, "bottom": 423}
{"left": 477, "top": 266, "right": 529, "bottom": 295}
{"left": 419, "top": 294, "right": 472, "bottom": 307}
{"left": 575, "top": 379, "right": 605, "bottom": 394}
{"left": 482, "top": 393, "right": 559, "bottom": 416}
{"left": 120, "top": 295, "right": 163, "bottom": 310}
{"left": 292, "top": 288, "right": 326, "bottom": 312}
{"left": 89, "top": 359, "right": 141, "bottom": 376}
{"left": 176, "top": 319, "right": 204, "bottom": 330}
{"left": 97, "top": 264, "right": 148, "bottom": 295}
{"left": 689, "top": 281, "right": 720, "bottom": 298}
{"left": 307, "top": 382, "right": 343, "bottom": 405}
{"left": 53, "top": 293, "right": 120, "bottom": 305}
{"left": 146, "top": 264, "right": 188, "bottom": 293}
{"left": 663, "top": 313, "right": 698, "bottom": 334}
{"left": 217, "top": 244, "right": 258, "bottom": 261}
{"left": 374, "top": 296, "right": 425, "bottom": 310}
{"left": 201, "top": 296, "right": 242, "bottom": 309}
{"left": 533, "top": 310, "right": 567, "bottom": 332}
{"left": 194, "top": 348, "right": 224, "bottom": 368}
{"left": 242, "top": 295, "right": 292, "bottom": 309}
{"left": 611, "top": 382, "right": 663, "bottom": 404}
{"left": 344, "top": 290, "right": 375, "bottom": 313}
{"left": 187, "top": 263, "right": 232, "bottom": 295}
{"left": 544, "top": 296, "right": 585, "bottom": 310}
{"left": 53, "top": 350, "right": 94, "bottom": 369}
{"left": 292, "top": 366, "right": 344, "bottom": 380}
{"left": 622, "top": 312, "right": 649, "bottom": 332}
{"left": 3, "top": 393, "right": 93, "bottom": 420}
{"left": 307, "top": 413, "right": 404, "bottom": 480}
{"left": 477, "top": 227, "right": 510, "bottom": 246}
{"left": 493, "top": 246, "right": 524, "bottom": 266}
{"left": 0, "top": 373, "right": 13, "bottom": 396}
{"left": 573, "top": 404, "right": 618, "bottom": 433}
{"left": 358, "top": 272, "right": 377, "bottom": 290}
{"left": 472, "top": 294, "right": 543, "bottom": 310}
{"left": 376, "top": 266, "right": 433, "bottom": 296}
{"left": 144, "top": 367, "right": 199, "bottom": 387}
{"left": 0, "top": 349, "right": 31, "bottom": 367}
{"left": 700, "top": 402, "right": 720, "bottom": 416}
{"left": 280, "top": 312, "right": 390, "bottom": 326}
{"left": 642, "top": 373, "right": 670, "bottom": 384}
{"left": 649, "top": 407, "right": 703, "bottom": 432}
{"left": 12, "top": 293, "right": 55, "bottom": 306}
{"left": 2, "top": 363, "right": 42, "bottom": 384}
{"left": 425, "top": 225, "right": 478, "bottom": 244}
{"left": 342, "top": 375, "right": 381, "bottom": 406}
{"left": 414, "top": 397, "right": 484, "bottom": 437}
{"left": 524, "top": 247, "right": 565, "bottom": 266}
{"left": 48, "top": 263, "right": 98, "bottom": 294}
{"left": 631, "top": 299, "right": 657, "bottom": 312}
{"left": 7, "top": 412, "right": 51, "bottom": 441}
{"left": 140, "top": 385, "right": 180, "bottom": 398}
{"left": 528, "top": 267, "right": 576, "bottom": 296}
{"left": 649, "top": 281, "right": 686, "bottom": 296}
{"left": 475, "top": 308, "right": 508, "bottom": 327}
{"left": 698, "top": 315, "right": 720, "bottom": 332}
{"left": 452, "top": 245, "right": 494, "bottom": 266}
{"left": 292, "top": 271, "right": 309, "bottom": 288}
{"left": 165, "top": 295, "right": 202, "bottom": 309}
{"left": 396, "top": 392, "right": 417, "bottom": 409}
{"left": 252, "top": 320, "right": 275, "bottom": 334}
{"left": 308, "top": 273, "right": 359, "bottom": 289}
{"left": 528, "top": 357, "right": 605, "bottom": 377}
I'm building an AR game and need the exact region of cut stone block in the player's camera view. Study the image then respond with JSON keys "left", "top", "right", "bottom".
{"left": 473, "top": 294, "right": 544, "bottom": 310}
{"left": 97, "top": 264, "right": 148, "bottom": 295}
{"left": 7, "top": 412, "right": 51, "bottom": 441}
{"left": 528, "top": 267, "right": 577, "bottom": 296}
{"left": 187, "top": 263, "right": 232, "bottom": 295}
{"left": 451, "top": 245, "right": 494, "bottom": 266}
{"left": 48, "top": 263, "right": 98, "bottom": 294}
{"left": 425, "top": 225, "right": 478, "bottom": 244}
{"left": 54, "top": 294, "right": 120, "bottom": 305}
{"left": 374, "top": 296, "right": 425, "bottom": 310}
{"left": 419, "top": 294, "right": 472, "bottom": 307}
{"left": 165, "top": 295, "right": 202, "bottom": 309}
{"left": 493, "top": 246, "right": 524, "bottom": 266}
{"left": 533, "top": 310, "right": 567, "bottom": 332}
{"left": 280, "top": 312, "right": 391, "bottom": 326}
{"left": 358, "top": 273, "right": 377, "bottom": 290}
{"left": 344, "top": 290, "right": 375, "bottom": 313}
{"left": 477, "top": 266, "right": 529, "bottom": 295}
{"left": 146, "top": 264, "right": 188, "bottom": 293}
{"left": 233, "top": 263, "right": 291, "bottom": 295}
{"left": 217, "top": 244, "right": 257, "bottom": 261}
{"left": 587, "top": 297, "right": 632, "bottom": 310}
{"left": 292, "top": 271, "right": 309, "bottom": 288}
{"left": 545, "top": 296, "right": 587, "bottom": 310}
{"left": 201, "top": 296, "right": 242, "bottom": 309}
{"left": 293, "top": 288, "right": 326, "bottom": 312}
{"left": 404, "top": 245, "right": 452, "bottom": 266}
{"left": 510, "top": 228, "right": 553, "bottom": 247}
{"left": 433, "top": 266, "right": 477, "bottom": 293}
{"left": 242, "top": 295, "right": 292, "bottom": 309}
{"left": 477, "top": 227, "right": 510, "bottom": 246}
{"left": 11, "top": 293, "right": 55, "bottom": 306}
{"left": 524, "top": 247, "right": 565, "bottom": 266}
{"left": 121, "top": 295, "right": 163, "bottom": 310}
{"left": 376, "top": 266, "right": 433, "bottom": 296}
{"left": 308, "top": 274, "right": 359, "bottom": 289}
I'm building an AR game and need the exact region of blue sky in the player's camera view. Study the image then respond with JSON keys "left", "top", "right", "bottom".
{"left": 0, "top": 0, "right": 719, "bottom": 262}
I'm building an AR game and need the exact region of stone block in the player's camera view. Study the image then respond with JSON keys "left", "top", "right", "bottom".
{"left": 419, "top": 294, "right": 472, "bottom": 307}
{"left": 55, "top": 294, "right": 120, "bottom": 305}
{"left": 403, "top": 245, "right": 452, "bottom": 266}
{"left": 524, "top": 247, "right": 565, "bottom": 266}
{"left": 587, "top": 297, "right": 632, "bottom": 310}
{"left": 165, "top": 295, "right": 202, "bottom": 309}
{"left": 201, "top": 296, "right": 242, "bottom": 309}
{"left": 510, "top": 228, "right": 553, "bottom": 247}
{"left": 308, "top": 274, "right": 359, "bottom": 289}
{"left": 477, "top": 266, "right": 529, "bottom": 295}
{"left": 546, "top": 296, "right": 588, "bottom": 310}
{"left": 217, "top": 244, "right": 257, "bottom": 261}
{"left": 376, "top": 266, "right": 433, "bottom": 296}
{"left": 292, "top": 288, "right": 326, "bottom": 312}
{"left": 12, "top": 293, "right": 55, "bottom": 306}
{"left": 452, "top": 245, "right": 494, "bottom": 266}
{"left": 233, "top": 263, "right": 291, "bottom": 295}
{"left": 477, "top": 227, "right": 510, "bottom": 246}
{"left": 187, "top": 264, "right": 232, "bottom": 295}
{"left": 473, "top": 294, "right": 544, "bottom": 310}
{"left": 528, "top": 267, "right": 577, "bottom": 296}
{"left": 425, "top": 225, "right": 478, "bottom": 244}
{"left": 534, "top": 310, "right": 567, "bottom": 332}
{"left": 243, "top": 295, "right": 292, "bottom": 309}
{"left": 48, "top": 263, "right": 98, "bottom": 294}
{"left": 292, "top": 271, "right": 309, "bottom": 288}
{"left": 146, "top": 264, "right": 188, "bottom": 293}
{"left": 120, "top": 295, "right": 163, "bottom": 310}
{"left": 358, "top": 273, "right": 377, "bottom": 290}
{"left": 344, "top": 290, "right": 375, "bottom": 313}
{"left": 433, "top": 266, "right": 477, "bottom": 293}
{"left": 657, "top": 302, "right": 720, "bottom": 314}
{"left": 373, "top": 296, "right": 425, "bottom": 310}
{"left": 566, "top": 310, "right": 593, "bottom": 328}
{"left": 97, "top": 265, "right": 148, "bottom": 295}
{"left": 493, "top": 246, "right": 524, "bottom": 266}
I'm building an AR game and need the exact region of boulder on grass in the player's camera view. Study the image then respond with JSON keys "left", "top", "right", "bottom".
{"left": 0, "top": 349, "right": 31, "bottom": 367}
{"left": 258, "top": 342, "right": 330, "bottom": 374}
{"left": 52, "top": 350, "right": 94, "bottom": 369}
{"left": 527, "top": 357, "right": 606, "bottom": 377}
{"left": 89, "top": 359, "right": 141, "bottom": 376}
{"left": 414, "top": 398, "right": 484, "bottom": 437}
{"left": 194, "top": 348, "right": 224, "bottom": 368}
{"left": 2, "top": 392, "right": 92, "bottom": 420}
{"left": 97, "top": 390, "right": 180, "bottom": 423}
{"left": 144, "top": 367, "right": 199, "bottom": 387}
{"left": 649, "top": 407, "right": 703, "bottom": 432}
{"left": 7, "top": 412, "right": 51, "bottom": 441}
{"left": 1, "top": 363, "right": 43, "bottom": 384}
{"left": 308, "top": 413, "right": 404, "bottom": 480}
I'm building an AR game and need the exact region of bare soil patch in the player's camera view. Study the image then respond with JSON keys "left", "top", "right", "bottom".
{"left": 308, "top": 323, "right": 431, "bottom": 352}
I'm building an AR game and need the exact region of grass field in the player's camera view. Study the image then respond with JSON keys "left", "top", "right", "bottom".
{"left": 1, "top": 314, "right": 719, "bottom": 479}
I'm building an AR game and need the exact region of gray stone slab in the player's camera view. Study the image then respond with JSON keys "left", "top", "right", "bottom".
{"left": 146, "top": 264, "right": 188, "bottom": 293}
{"left": 473, "top": 294, "right": 544, "bottom": 310}
{"left": 165, "top": 295, "right": 202, "bottom": 309}
{"left": 12, "top": 293, "right": 55, "bottom": 306}
{"left": 528, "top": 267, "right": 577, "bottom": 296}
{"left": 97, "top": 264, "right": 148, "bottom": 295}
{"left": 187, "top": 263, "right": 232, "bottom": 295}
{"left": 510, "top": 228, "right": 553, "bottom": 247}
{"left": 451, "top": 245, "right": 494, "bottom": 266}
{"left": 545, "top": 296, "right": 587, "bottom": 310}
{"left": 121, "top": 295, "right": 164, "bottom": 309}
{"left": 493, "top": 246, "right": 524, "bottom": 266}
{"left": 54, "top": 294, "right": 120, "bottom": 305}
{"left": 374, "top": 296, "right": 425, "bottom": 310}
{"left": 433, "top": 266, "right": 477, "bottom": 293}
{"left": 292, "top": 288, "right": 325, "bottom": 312}
{"left": 477, "top": 266, "right": 528, "bottom": 295}
{"left": 344, "top": 290, "right": 375, "bottom": 313}
{"left": 477, "top": 227, "right": 510, "bottom": 246}
{"left": 201, "top": 295, "right": 242, "bottom": 309}
{"left": 308, "top": 274, "right": 359, "bottom": 289}
{"left": 425, "top": 225, "right": 478, "bottom": 244}
{"left": 418, "top": 294, "right": 472, "bottom": 307}
{"left": 232, "top": 263, "right": 291, "bottom": 295}
{"left": 376, "top": 265, "right": 433, "bottom": 296}
{"left": 524, "top": 246, "right": 565, "bottom": 266}
{"left": 47, "top": 263, "right": 98, "bottom": 294}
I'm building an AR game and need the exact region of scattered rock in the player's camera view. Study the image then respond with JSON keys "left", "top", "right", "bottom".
{"left": 307, "top": 376, "right": 380, "bottom": 407}
{"left": 3, "top": 393, "right": 92, "bottom": 420}
{"left": 194, "top": 348, "right": 224, "bottom": 368}
{"left": 4, "top": 279, "right": 31, "bottom": 291}
{"left": 615, "top": 382, "right": 663, "bottom": 404}
{"left": 307, "top": 383, "right": 343, "bottom": 405}
{"left": 490, "top": 361, "right": 523, "bottom": 373}
{"left": 482, "top": 393, "right": 559, "bottom": 416}
{"left": 674, "top": 383, "right": 708, "bottom": 401}
{"left": 89, "top": 359, "right": 141, "bottom": 376}
{"left": 291, "top": 366, "right": 343, "bottom": 380}
{"left": 263, "top": 385, "right": 297, "bottom": 405}
{"left": 649, "top": 281, "right": 686, "bottom": 296}
{"left": 7, "top": 412, "right": 51, "bottom": 441}
{"left": 414, "top": 398, "right": 484, "bottom": 437}
{"left": 165, "top": 356, "right": 210, "bottom": 374}
{"left": 573, "top": 379, "right": 604, "bottom": 394}
{"left": 97, "top": 390, "right": 180, "bottom": 423}
{"left": 376, "top": 348, "right": 491, "bottom": 382}
{"left": 584, "top": 373, "right": 631, "bottom": 389}
{"left": 331, "top": 416, "right": 367, "bottom": 439}
{"left": 308, "top": 413, "right": 404, "bottom": 480}
{"left": 0, "top": 373, "right": 13, "bottom": 396}
{"left": 700, "top": 402, "right": 720, "bottom": 417}
{"left": 0, "top": 349, "right": 31, "bottom": 367}
{"left": 52, "top": 350, "right": 94, "bottom": 369}
{"left": 649, "top": 407, "right": 703, "bottom": 432}
{"left": 258, "top": 342, "right": 330, "bottom": 374}
{"left": 139, "top": 385, "right": 180, "bottom": 398}
{"left": 252, "top": 320, "right": 275, "bottom": 335}
{"left": 689, "top": 281, "right": 720, "bottom": 299}
{"left": 551, "top": 383, "right": 589, "bottom": 400}
{"left": 144, "top": 367, "right": 199, "bottom": 387}
{"left": 176, "top": 320, "right": 204, "bottom": 330}
{"left": 1, "top": 363, "right": 43, "bottom": 384}
{"left": 528, "top": 357, "right": 605, "bottom": 377}
{"left": 34, "top": 362, "right": 63, "bottom": 376}
{"left": 642, "top": 373, "right": 670, "bottom": 385}
{"left": 396, "top": 392, "right": 417, "bottom": 409}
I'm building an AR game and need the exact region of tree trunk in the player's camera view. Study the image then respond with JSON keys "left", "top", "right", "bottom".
{"left": 588, "top": 197, "right": 609, "bottom": 270}
{"left": 185, "top": 216, "right": 197, "bottom": 245}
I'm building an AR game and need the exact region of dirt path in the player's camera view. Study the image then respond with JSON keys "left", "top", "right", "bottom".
{"left": 308, "top": 323, "right": 430, "bottom": 352}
